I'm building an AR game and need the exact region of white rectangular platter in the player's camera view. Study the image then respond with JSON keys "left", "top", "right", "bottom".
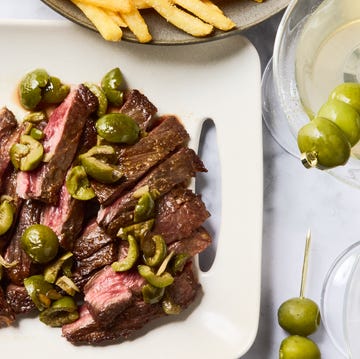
{"left": 0, "top": 20, "right": 262, "bottom": 359}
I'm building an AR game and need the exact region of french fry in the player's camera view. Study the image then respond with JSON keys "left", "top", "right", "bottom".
{"left": 133, "top": 0, "right": 151, "bottom": 9}
{"left": 74, "top": 0, "right": 132, "bottom": 13}
{"left": 144, "top": 0, "right": 213, "bottom": 37}
{"left": 120, "top": 5, "right": 152, "bottom": 43}
{"left": 71, "top": 0, "right": 123, "bottom": 41}
{"left": 173, "top": 0, "right": 235, "bottom": 31}
{"left": 104, "top": 9, "right": 128, "bottom": 27}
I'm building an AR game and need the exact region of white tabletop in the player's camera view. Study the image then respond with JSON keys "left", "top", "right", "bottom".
{"left": 0, "top": 1, "right": 355, "bottom": 358}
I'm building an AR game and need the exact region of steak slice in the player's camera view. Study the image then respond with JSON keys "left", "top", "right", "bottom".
{"left": 0, "top": 287, "right": 15, "bottom": 328}
{"left": 92, "top": 116, "right": 190, "bottom": 205}
{"left": 98, "top": 148, "right": 207, "bottom": 236}
{"left": 4, "top": 199, "right": 43, "bottom": 285}
{"left": 16, "top": 85, "right": 98, "bottom": 204}
{"left": 5, "top": 284, "right": 36, "bottom": 314}
{"left": 118, "top": 89, "right": 157, "bottom": 131}
{"left": 41, "top": 183, "right": 84, "bottom": 251}
{"left": 72, "top": 242, "right": 118, "bottom": 280}
{"left": 62, "top": 262, "right": 199, "bottom": 344}
{"left": 72, "top": 220, "right": 114, "bottom": 260}
{"left": 83, "top": 266, "right": 145, "bottom": 327}
{"left": 152, "top": 186, "right": 210, "bottom": 244}
{"left": 168, "top": 227, "right": 212, "bottom": 257}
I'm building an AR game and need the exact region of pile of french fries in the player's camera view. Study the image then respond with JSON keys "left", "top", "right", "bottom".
{"left": 70, "top": 0, "right": 263, "bottom": 43}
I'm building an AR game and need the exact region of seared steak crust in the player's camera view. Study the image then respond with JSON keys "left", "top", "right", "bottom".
{"left": 0, "top": 287, "right": 15, "bottom": 328}
{"left": 153, "top": 186, "right": 210, "bottom": 244}
{"left": 5, "top": 284, "right": 36, "bottom": 314}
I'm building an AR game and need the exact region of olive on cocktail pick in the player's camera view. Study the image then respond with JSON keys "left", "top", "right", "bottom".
{"left": 277, "top": 230, "right": 321, "bottom": 359}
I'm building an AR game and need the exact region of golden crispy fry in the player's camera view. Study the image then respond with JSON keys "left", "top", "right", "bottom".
{"left": 173, "top": 0, "right": 235, "bottom": 31}
{"left": 104, "top": 9, "right": 128, "bottom": 27}
{"left": 71, "top": 0, "right": 123, "bottom": 41}
{"left": 133, "top": 0, "right": 150, "bottom": 9}
{"left": 144, "top": 0, "right": 213, "bottom": 37}
{"left": 120, "top": 5, "right": 152, "bottom": 43}
{"left": 74, "top": 0, "right": 132, "bottom": 14}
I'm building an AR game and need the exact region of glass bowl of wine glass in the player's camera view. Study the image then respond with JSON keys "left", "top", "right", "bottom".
{"left": 262, "top": 0, "right": 360, "bottom": 188}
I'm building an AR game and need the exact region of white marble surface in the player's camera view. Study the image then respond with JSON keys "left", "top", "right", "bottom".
{"left": 0, "top": 1, "right": 357, "bottom": 358}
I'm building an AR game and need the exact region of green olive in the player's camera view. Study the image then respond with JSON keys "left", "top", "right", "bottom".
{"left": 0, "top": 200, "right": 15, "bottom": 236}
{"left": 21, "top": 224, "right": 59, "bottom": 264}
{"left": 30, "top": 128, "right": 45, "bottom": 141}
{"left": 18, "top": 69, "right": 49, "bottom": 110}
{"left": 111, "top": 235, "right": 139, "bottom": 272}
{"left": 101, "top": 67, "right": 124, "bottom": 106}
{"left": 23, "top": 274, "right": 61, "bottom": 311}
{"left": 44, "top": 252, "right": 73, "bottom": 284}
{"left": 141, "top": 283, "right": 165, "bottom": 304}
{"left": 80, "top": 156, "right": 123, "bottom": 184}
{"left": 330, "top": 82, "right": 360, "bottom": 113}
{"left": 84, "top": 82, "right": 108, "bottom": 117}
{"left": 96, "top": 113, "right": 139, "bottom": 144}
{"left": 278, "top": 297, "right": 320, "bottom": 336}
{"left": 134, "top": 192, "right": 155, "bottom": 223}
{"left": 171, "top": 253, "right": 190, "bottom": 274}
{"left": 117, "top": 219, "right": 155, "bottom": 240}
{"left": 42, "top": 76, "right": 70, "bottom": 104}
{"left": 318, "top": 99, "right": 360, "bottom": 146}
{"left": 10, "top": 134, "right": 44, "bottom": 171}
{"left": 279, "top": 335, "right": 321, "bottom": 359}
{"left": 23, "top": 111, "right": 47, "bottom": 124}
{"left": 138, "top": 265, "right": 174, "bottom": 288}
{"left": 65, "top": 165, "right": 96, "bottom": 201}
{"left": 39, "top": 296, "right": 79, "bottom": 327}
{"left": 297, "top": 117, "right": 351, "bottom": 169}
{"left": 143, "top": 235, "right": 167, "bottom": 267}
{"left": 162, "top": 294, "right": 181, "bottom": 315}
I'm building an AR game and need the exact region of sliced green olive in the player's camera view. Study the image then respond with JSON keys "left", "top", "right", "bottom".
{"left": 143, "top": 235, "right": 167, "bottom": 267}
{"left": 10, "top": 135, "right": 44, "bottom": 171}
{"left": 137, "top": 265, "right": 174, "bottom": 288}
{"left": 95, "top": 113, "right": 139, "bottom": 144}
{"left": 101, "top": 67, "right": 124, "bottom": 106}
{"left": 80, "top": 156, "right": 123, "bottom": 184}
{"left": 23, "top": 111, "right": 47, "bottom": 124}
{"left": 141, "top": 283, "right": 165, "bottom": 304}
{"left": 171, "top": 253, "right": 190, "bottom": 274}
{"left": 18, "top": 69, "right": 49, "bottom": 110}
{"left": 0, "top": 200, "right": 15, "bottom": 236}
{"left": 84, "top": 82, "right": 108, "bottom": 117}
{"left": 79, "top": 145, "right": 116, "bottom": 161}
{"left": 42, "top": 76, "right": 70, "bottom": 104}
{"left": 24, "top": 274, "right": 61, "bottom": 311}
{"left": 30, "top": 128, "right": 44, "bottom": 141}
{"left": 21, "top": 224, "right": 59, "bottom": 264}
{"left": 39, "top": 296, "right": 79, "bottom": 327}
{"left": 65, "top": 165, "right": 96, "bottom": 201}
{"left": 134, "top": 192, "right": 155, "bottom": 223}
{"left": 112, "top": 235, "right": 139, "bottom": 272}
{"left": 44, "top": 252, "right": 74, "bottom": 284}
{"left": 162, "top": 294, "right": 181, "bottom": 315}
{"left": 117, "top": 219, "right": 155, "bottom": 240}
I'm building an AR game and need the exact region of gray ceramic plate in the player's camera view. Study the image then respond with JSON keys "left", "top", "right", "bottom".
{"left": 41, "top": 0, "right": 289, "bottom": 45}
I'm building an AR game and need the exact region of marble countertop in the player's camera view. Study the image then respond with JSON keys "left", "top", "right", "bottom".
{"left": 1, "top": 1, "right": 357, "bottom": 358}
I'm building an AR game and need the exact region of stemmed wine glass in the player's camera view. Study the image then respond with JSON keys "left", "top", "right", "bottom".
{"left": 262, "top": 0, "right": 360, "bottom": 188}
